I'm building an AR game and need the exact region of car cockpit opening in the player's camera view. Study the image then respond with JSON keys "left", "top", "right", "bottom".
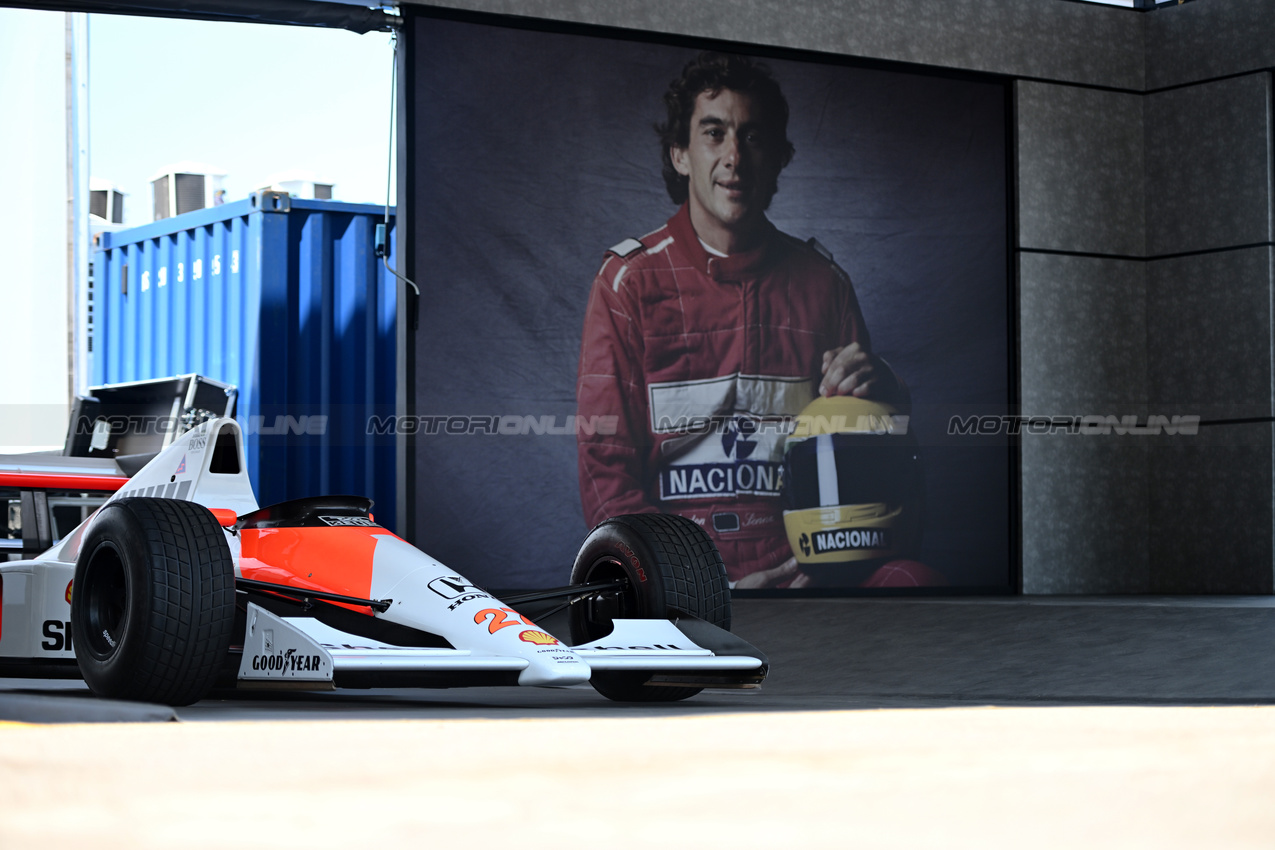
{"left": 210, "top": 428, "right": 241, "bottom": 475}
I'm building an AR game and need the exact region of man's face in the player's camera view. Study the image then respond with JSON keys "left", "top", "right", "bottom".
{"left": 671, "top": 89, "right": 779, "bottom": 250}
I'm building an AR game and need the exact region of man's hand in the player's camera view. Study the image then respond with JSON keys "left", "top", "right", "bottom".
{"left": 734, "top": 556, "right": 812, "bottom": 589}
{"left": 820, "top": 342, "right": 879, "bottom": 398}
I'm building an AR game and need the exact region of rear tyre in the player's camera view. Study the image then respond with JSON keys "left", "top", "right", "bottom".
{"left": 71, "top": 498, "right": 235, "bottom": 706}
{"left": 569, "top": 513, "right": 730, "bottom": 702}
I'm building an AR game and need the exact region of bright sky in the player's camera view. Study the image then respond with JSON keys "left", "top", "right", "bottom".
{"left": 0, "top": 8, "right": 395, "bottom": 444}
{"left": 87, "top": 12, "right": 395, "bottom": 223}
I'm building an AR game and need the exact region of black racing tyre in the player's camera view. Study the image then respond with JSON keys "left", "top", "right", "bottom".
{"left": 71, "top": 498, "right": 236, "bottom": 706}
{"left": 569, "top": 513, "right": 730, "bottom": 702}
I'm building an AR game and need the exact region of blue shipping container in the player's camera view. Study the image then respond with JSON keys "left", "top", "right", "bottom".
{"left": 93, "top": 192, "right": 398, "bottom": 527}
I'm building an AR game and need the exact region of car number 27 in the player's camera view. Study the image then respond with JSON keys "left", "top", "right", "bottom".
{"left": 474, "top": 607, "right": 536, "bottom": 634}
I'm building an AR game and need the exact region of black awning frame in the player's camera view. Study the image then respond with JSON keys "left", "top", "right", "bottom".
{"left": 0, "top": 0, "right": 396, "bottom": 34}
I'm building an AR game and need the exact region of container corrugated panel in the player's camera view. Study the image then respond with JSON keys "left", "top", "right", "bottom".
{"left": 94, "top": 193, "right": 397, "bottom": 528}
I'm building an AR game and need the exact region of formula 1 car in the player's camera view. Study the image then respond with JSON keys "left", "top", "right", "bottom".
{"left": 0, "top": 418, "right": 767, "bottom": 706}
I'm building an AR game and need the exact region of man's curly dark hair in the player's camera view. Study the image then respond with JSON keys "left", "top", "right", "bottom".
{"left": 656, "top": 51, "right": 796, "bottom": 206}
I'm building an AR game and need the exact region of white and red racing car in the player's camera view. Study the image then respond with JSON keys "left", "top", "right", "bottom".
{"left": 0, "top": 418, "right": 766, "bottom": 706}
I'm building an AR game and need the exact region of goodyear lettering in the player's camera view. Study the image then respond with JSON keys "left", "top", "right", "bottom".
{"left": 811, "top": 528, "right": 891, "bottom": 555}
{"left": 250, "top": 648, "right": 324, "bottom": 673}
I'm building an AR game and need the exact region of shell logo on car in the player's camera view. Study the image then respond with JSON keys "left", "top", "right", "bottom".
{"left": 518, "top": 630, "right": 560, "bottom": 646}
{"left": 65, "top": 581, "right": 73, "bottom": 604}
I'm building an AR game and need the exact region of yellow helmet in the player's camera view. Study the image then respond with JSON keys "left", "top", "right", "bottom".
{"left": 781, "top": 396, "right": 923, "bottom": 578}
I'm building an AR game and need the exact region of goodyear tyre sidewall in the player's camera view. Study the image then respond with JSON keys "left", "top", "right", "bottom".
{"left": 71, "top": 502, "right": 151, "bottom": 697}
{"left": 569, "top": 517, "right": 670, "bottom": 645}
{"left": 577, "top": 518, "right": 667, "bottom": 611}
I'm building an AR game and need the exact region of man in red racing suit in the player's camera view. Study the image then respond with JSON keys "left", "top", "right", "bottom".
{"left": 577, "top": 52, "right": 918, "bottom": 588}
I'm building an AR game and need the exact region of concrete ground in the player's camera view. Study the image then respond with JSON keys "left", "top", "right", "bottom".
{"left": 2, "top": 597, "right": 1274, "bottom": 847}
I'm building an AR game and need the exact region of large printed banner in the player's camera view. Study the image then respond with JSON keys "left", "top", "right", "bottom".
{"left": 408, "top": 12, "right": 1012, "bottom": 591}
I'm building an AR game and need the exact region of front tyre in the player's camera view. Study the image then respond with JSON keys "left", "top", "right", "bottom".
{"left": 71, "top": 498, "right": 236, "bottom": 706}
{"left": 569, "top": 513, "right": 730, "bottom": 702}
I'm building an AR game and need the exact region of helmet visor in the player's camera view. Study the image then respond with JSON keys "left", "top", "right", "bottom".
{"left": 782, "top": 432, "right": 921, "bottom": 511}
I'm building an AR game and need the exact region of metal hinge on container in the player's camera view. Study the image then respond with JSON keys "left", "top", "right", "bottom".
{"left": 252, "top": 191, "right": 292, "bottom": 213}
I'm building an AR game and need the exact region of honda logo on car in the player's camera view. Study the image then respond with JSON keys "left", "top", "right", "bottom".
{"left": 429, "top": 576, "right": 485, "bottom": 599}
{"left": 446, "top": 593, "right": 491, "bottom": 611}
{"left": 251, "top": 647, "right": 324, "bottom": 674}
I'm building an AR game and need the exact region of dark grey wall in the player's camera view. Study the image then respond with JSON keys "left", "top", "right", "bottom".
{"left": 403, "top": 0, "right": 1275, "bottom": 594}
{"left": 1015, "top": 68, "right": 1274, "bottom": 593}
{"left": 407, "top": 0, "right": 1145, "bottom": 88}
{"left": 1147, "top": 0, "right": 1275, "bottom": 90}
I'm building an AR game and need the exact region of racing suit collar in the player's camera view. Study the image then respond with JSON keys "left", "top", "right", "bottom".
{"left": 668, "top": 203, "right": 775, "bottom": 280}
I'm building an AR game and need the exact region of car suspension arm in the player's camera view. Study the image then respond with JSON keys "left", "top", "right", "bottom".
{"left": 235, "top": 577, "right": 393, "bottom": 613}
{"left": 498, "top": 579, "right": 626, "bottom": 607}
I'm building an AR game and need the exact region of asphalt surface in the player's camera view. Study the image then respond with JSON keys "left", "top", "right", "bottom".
{"left": 2, "top": 597, "right": 1274, "bottom": 848}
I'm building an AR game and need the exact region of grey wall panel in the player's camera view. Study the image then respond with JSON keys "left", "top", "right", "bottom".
{"left": 1147, "top": 0, "right": 1275, "bottom": 91}
{"left": 1147, "top": 423, "right": 1273, "bottom": 593}
{"left": 408, "top": 0, "right": 1145, "bottom": 89}
{"left": 1146, "top": 247, "right": 1274, "bottom": 421}
{"left": 1021, "top": 434, "right": 1149, "bottom": 594}
{"left": 1019, "top": 253, "right": 1147, "bottom": 411}
{"left": 1017, "top": 83, "right": 1145, "bottom": 257}
{"left": 1145, "top": 73, "right": 1273, "bottom": 258}
{"left": 1019, "top": 253, "right": 1149, "bottom": 593}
